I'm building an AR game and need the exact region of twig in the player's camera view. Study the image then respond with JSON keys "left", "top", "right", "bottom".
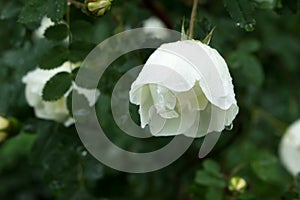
{"left": 68, "top": 0, "right": 85, "bottom": 8}
{"left": 189, "top": 0, "right": 199, "bottom": 39}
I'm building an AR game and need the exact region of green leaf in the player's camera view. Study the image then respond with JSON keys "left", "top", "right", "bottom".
{"left": 240, "top": 55, "right": 264, "bottom": 86}
{"left": 276, "top": 0, "right": 299, "bottom": 14}
{"left": 195, "top": 170, "right": 226, "bottom": 188}
{"left": 296, "top": 173, "right": 300, "bottom": 190}
{"left": 44, "top": 24, "right": 68, "bottom": 41}
{"left": 18, "top": 0, "right": 66, "bottom": 24}
{"left": 69, "top": 41, "right": 95, "bottom": 63}
{"left": 238, "top": 39, "right": 260, "bottom": 53}
{"left": 66, "top": 89, "right": 90, "bottom": 117}
{"left": 205, "top": 187, "right": 223, "bottom": 200}
{"left": 38, "top": 46, "right": 68, "bottom": 70}
{"left": 251, "top": 152, "right": 287, "bottom": 184}
{"left": 203, "top": 159, "right": 222, "bottom": 177}
{"left": 0, "top": 1, "right": 22, "bottom": 20}
{"left": 223, "top": 0, "right": 256, "bottom": 31}
{"left": 42, "top": 72, "right": 72, "bottom": 101}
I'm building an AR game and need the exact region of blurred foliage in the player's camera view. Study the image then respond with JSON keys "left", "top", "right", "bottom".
{"left": 0, "top": 0, "right": 300, "bottom": 199}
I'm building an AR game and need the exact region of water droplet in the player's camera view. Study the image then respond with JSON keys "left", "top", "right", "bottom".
{"left": 244, "top": 23, "right": 255, "bottom": 32}
{"left": 81, "top": 150, "right": 87, "bottom": 157}
{"left": 225, "top": 123, "right": 233, "bottom": 131}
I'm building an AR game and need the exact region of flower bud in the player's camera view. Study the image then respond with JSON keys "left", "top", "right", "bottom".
{"left": 0, "top": 132, "right": 8, "bottom": 143}
{"left": 0, "top": 116, "right": 21, "bottom": 140}
{"left": 228, "top": 176, "right": 247, "bottom": 193}
{"left": 0, "top": 116, "right": 9, "bottom": 131}
{"left": 86, "top": 0, "right": 112, "bottom": 16}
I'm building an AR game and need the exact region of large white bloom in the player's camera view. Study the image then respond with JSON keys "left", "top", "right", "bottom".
{"left": 22, "top": 62, "right": 99, "bottom": 126}
{"left": 129, "top": 40, "right": 238, "bottom": 137}
{"left": 279, "top": 120, "right": 300, "bottom": 176}
{"left": 143, "top": 17, "right": 169, "bottom": 40}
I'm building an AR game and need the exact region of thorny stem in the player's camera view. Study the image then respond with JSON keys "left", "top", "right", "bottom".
{"left": 189, "top": 0, "right": 199, "bottom": 39}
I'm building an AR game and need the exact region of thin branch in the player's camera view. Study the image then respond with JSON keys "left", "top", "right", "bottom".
{"left": 68, "top": 0, "right": 85, "bottom": 8}
{"left": 189, "top": 0, "right": 199, "bottom": 39}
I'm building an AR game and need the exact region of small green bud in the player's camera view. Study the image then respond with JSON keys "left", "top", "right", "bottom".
{"left": 86, "top": 0, "right": 112, "bottom": 16}
{"left": 0, "top": 132, "right": 8, "bottom": 143}
{"left": 0, "top": 116, "right": 9, "bottom": 131}
{"left": 228, "top": 176, "right": 247, "bottom": 193}
{"left": 0, "top": 116, "right": 21, "bottom": 140}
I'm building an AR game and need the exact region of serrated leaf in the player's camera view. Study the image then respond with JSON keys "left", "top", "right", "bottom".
{"left": 223, "top": 0, "right": 256, "bottom": 31}
{"left": 42, "top": 72, "right": 72, "bottom": 101}
{"left": 44, "top": 24, "right": 68, "bottom": 41}
{"left": 18, "top": 0, "right": 66, "bottom": 24}
{"left": 38, "top": 46, "right": 68, "bottom": 70}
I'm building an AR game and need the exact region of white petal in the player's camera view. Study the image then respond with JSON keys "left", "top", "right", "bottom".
{"left": 279, "top": 120, "right": 300, "bottom": 176}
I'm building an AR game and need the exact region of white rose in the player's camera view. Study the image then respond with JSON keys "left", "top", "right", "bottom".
{"left": 143, "top": 17, "right": 169, "bottom": 39}
{"left": 279, "top": 120, "right": 300, "bottom": 176}
{"left": 22, "top": 62, "right": 100, "bottom": 126}
{"left": 129, "top": 40, "right": 238, "bottom": 137}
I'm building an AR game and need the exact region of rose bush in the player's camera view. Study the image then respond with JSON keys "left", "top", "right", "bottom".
{"left": 130, "top": 40, "right": 238, "bottom": 137}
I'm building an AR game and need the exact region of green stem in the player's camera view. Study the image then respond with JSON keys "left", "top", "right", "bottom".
{"left": 189, "top": 0, "right": 199, "bottom": 39}
{"left": 66, "top": 1, "right": 73, "bottom": 71}
{"left": 68, "top": 0, "right": 85, "bottom": 8}
{"left": 253, "top": 107, "right": 288, "bottom": 135}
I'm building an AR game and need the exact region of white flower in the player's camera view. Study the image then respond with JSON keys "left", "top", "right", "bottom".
{"left": 33, "top": 17, "right": 54, "bottom": 39}
{"left": 129, "top": 40, "right": 238, "bottom": 137}
{"left": 143, "top": 17, "right": 169, "bottom": 39}
{"left": 279, "top": 120, "right": 300, "bottom": 176}
{"left": 22, "top": 62, "right": 100, "bottom": 126}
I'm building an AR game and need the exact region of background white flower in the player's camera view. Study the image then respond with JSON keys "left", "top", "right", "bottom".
{"left": 33, "top": 17, "right": 54, "bottom": 39}
{"left": 22, "top": 62, "right": 99, "bottom": 126}
{"left": 279, "top": 120, "right": 300, "bottom": 176}
{"left": 130, "top": 40, "right": 238, "bottom": 137}
{"left": 143, "top": 17, "right": 169, "bottom": 39}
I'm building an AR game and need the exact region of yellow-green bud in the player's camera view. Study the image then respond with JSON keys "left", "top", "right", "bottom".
{"left": 0, "top": 116, "right": 9, "bottom": 131}
{"left": 228, "top": 176, "right": 247, "bottom": 193}
{"left": 86, "top": 0, "right": 112, "bottom": 16}
{"left": 0, "top": 132, "right": 8, "bottom": 143}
